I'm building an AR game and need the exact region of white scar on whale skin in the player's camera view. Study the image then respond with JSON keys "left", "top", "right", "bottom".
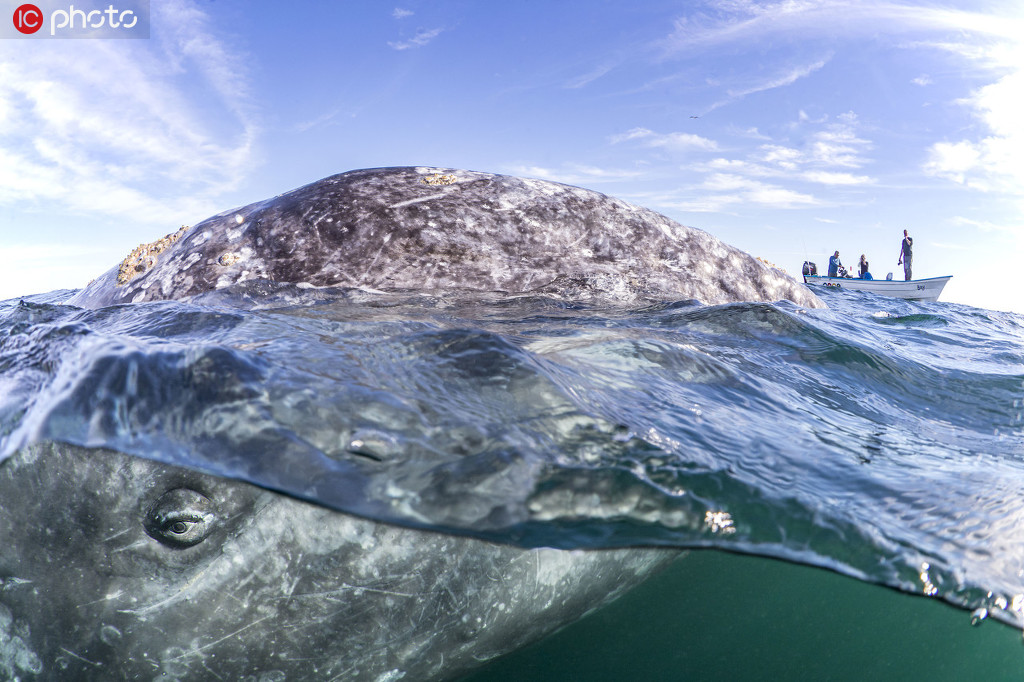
{"left": 74, "top": 591, "right": 125, "bottom": 609}
{"left": 59, "top": 647, "right": 101, "bottom": 668}
{"left": 164, "top": 613, "right": 276, "bottom": 661}
{"left": 389, "top": 192, "right": 448, "bottom": 209}
{"left": 117, "top": 562, "right": 220, "bottom": 617}
{"left": 359, "top": 232, "right": 394, "bottom": 285}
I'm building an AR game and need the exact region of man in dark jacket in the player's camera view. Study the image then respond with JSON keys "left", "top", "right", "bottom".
{"left": 897, "top": 230, "right": 913, "bottom": 281}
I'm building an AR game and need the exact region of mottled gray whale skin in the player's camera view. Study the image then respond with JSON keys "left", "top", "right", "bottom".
{"left": 68, "top": 166, "right": 822, "bottom": 309}
{"left": 0, "top": 443, "right": 678, "bottom": 681}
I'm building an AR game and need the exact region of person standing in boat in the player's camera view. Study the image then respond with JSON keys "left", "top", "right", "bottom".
{"left": 828, "top": 251, "right": 842, "bottom": 277}
{"left": 897, "top": 230, "right": 913, "bottom": 281}
{"left": 859, "top": 254, "right": 872, "bottom": 280}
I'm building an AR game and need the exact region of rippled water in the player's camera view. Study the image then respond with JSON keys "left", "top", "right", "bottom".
{"left": 2, "top": 282, "right": 1023, "bottom": 627}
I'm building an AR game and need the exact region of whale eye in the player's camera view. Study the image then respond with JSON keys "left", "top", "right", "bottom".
{"left": 144, "top": 488, "right": 216, "bottom": 548}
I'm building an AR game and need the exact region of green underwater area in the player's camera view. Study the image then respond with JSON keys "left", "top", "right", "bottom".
{"left": 465, "top": 549, "right": 1024, "bottom": 681}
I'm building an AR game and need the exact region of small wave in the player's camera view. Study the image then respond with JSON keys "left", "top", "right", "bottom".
{"left": 871, "top": 312, "right": 950, "bottom": 327}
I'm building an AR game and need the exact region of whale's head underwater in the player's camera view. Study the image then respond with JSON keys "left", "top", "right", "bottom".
{"left": 0, "top": 443, "right": 678, "bottom": 680}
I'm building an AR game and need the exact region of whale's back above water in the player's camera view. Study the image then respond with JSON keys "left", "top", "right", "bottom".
{"left": 69, "top": 167, "right": 822, "bottom": 309}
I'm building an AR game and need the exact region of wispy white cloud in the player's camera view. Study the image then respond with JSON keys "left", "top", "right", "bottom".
{"left": 611, "top": 127, "right": 719, "bottom": 151}
{"left": 658, "top": 182, "right": 820, "bottom": 212}
{"left": 565, "top": 63, "right": 615, "bottom": 89}
{"left": 758, "top": 145, "right": 802, "bottom": 171}
{"left": 798, "top": 110, "right": 828, "bottom": 124}
{"left": 806, "top": 126, "right": 872, "bottom": 168}
{"left": 701, "top": 173, "right": 762, "bottom": 192}
{"left": 293, "top": 108, "right": 347, "bottom": 133}
{"left": 702, "top": 113, "right": 873, "bottom": 184}
{"left": 723, "top": 56, "right": 831, "bottom": 100}
{"left": 661, "top": 1, "right": 1024, "bottom": 203}
{"left": 0, "top": 0, "right": 258, "bottom": 225}
{"left": 930, "top": 241, "right": 971, "bottom": 251}
{"left": 771, "top": 113, "right": 872, "bottom": 169}
{"left": 922, "top": 141, "right": 982, "bottom": 186}
{"left": 392, "top": 8, "right": 414, "bottom": 19}
{"left": 948, "top": 215, "right": 1019, "bottom": 235}
{"left": 801, "top": 170, "right": 872, "bottom": 185}
{"left": 917, "top": 9, "right": 1024, "bottom": 197}
{"left": 388, "top": 27, "right": 444, "bottom": 50}
{"left": 632, "top": 110, "right": 874, "bottom": 214}
{"left": 661, "top": 1, "right": 1023, "bottom": 55}
{"left": 738, "top": 126, "right": 772, "bottom": 140}
{"left": 745, "top": 184, "right": 819, "bottom": 208}
{"left": 700, "top": 173, "right": 819, "bottom": 208}
{"left": 635, "top": 170, "right": 822, "bottom": 214}
{"left": 923, "top": 66, "right": 1024, "bottom": 195}
{"left": 505, "top": 164, "right": 646, "bottom": 185}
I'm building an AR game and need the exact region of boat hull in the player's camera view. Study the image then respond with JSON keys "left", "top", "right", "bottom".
{"left": 802, "top": 275, "right": 952, "bottom": 302}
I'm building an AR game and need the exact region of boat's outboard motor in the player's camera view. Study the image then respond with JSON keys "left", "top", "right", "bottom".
{"left": 802, "top": 261, "right": 817, "bottom": 276}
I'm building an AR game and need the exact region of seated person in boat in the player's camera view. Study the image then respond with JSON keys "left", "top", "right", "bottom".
{"left": 859, "top": 254, "right": 873, "bottom": 280}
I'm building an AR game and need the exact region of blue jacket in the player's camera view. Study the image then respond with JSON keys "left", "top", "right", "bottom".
{"left": 828, "top": 255, "right": 841, "bottom": 277}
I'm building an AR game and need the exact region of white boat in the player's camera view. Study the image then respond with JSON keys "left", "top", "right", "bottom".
{"left": 801, "top": 262, "right": 951, "bottom": 301}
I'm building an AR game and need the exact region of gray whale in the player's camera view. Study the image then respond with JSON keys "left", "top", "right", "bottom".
{"left": 9, "top": 167, "right": 810, "bottom": 679}
{"left": 0, "top": 443, "right": 678, "bottom": 681}
{"left": 69, "top": 166, "right": 821, "bottom": 309}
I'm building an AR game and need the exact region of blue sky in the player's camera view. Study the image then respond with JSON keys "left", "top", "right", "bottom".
{"left": 1, "top": 0, "right": 1022, "bottom": 313}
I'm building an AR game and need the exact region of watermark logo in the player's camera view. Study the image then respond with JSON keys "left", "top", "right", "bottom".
{"left": 5, "top": 1, "right": 149, "bottom": 38}
{"left": 12, "top": 4, "right": 42, "bottom": 33}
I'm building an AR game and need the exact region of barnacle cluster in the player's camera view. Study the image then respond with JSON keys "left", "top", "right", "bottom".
{"left": 756, "top": 256, "right": 787, "bottom": 274}
{"left": 422, "top": 173, "right": 457, "bottom": 186}
{"left": 116, "top": 225, "right": 189, "bottom": 286}
{"left": 217, "top": 252, "right": 242, "bottom": 266}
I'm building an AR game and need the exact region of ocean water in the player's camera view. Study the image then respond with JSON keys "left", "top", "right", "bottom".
{"left": 2, "top": 282, "right": 1024, "bottom": 676}
{"left": 466, "top": 550, "right": 1024, "bottom": 681}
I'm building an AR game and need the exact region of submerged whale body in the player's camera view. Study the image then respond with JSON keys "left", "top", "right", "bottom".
{"left": 0, "top": 443, "right": 677, "bottom": 681}
{"left": 69, "top": 166, "right": 822, "bottom": 309}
